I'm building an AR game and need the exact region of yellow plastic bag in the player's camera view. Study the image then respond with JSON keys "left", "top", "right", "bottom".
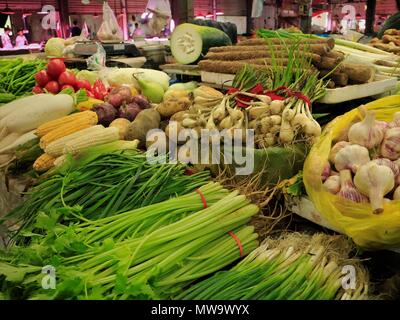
{"left": 303, "top": 95, "right": 400, "bottom": 250}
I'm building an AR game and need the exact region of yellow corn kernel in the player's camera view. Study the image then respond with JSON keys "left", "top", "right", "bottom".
{"left": 45, "top": 125, "right": 105, "bottom": 157}
{"left": 40, "top": 118, "right": 96, "bottom": 150}
{"left": 36, "top": 111, "right": 98, "bottom": 137}
{"left": 63, "top": 127, "right": 120, "bottom": 155}
{"left": 76, "top": 98, "right": 104, "bottom": 111}
{"left": 33, "top": 153, "right": 56, "bottom": 172}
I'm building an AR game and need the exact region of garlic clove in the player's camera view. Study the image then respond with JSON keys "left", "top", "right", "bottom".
{"left": 321, "top": 162, "right": 331, "bottom": 182}
{"left": 372, "top": 158, "right": 400, "bottom": 185}
{"left": 338, "top": 169, "right": 369, "bottom": 203}
{"left": 329, "top": 141, "right": 350, "bottom": 163}
{"left": 323, "top": 175, "right": 340, "bottom": 194}
{"left": 354, "top": 162, "right": 395, "bottom": 214}
{"left": 380, "top": 127, "right": 400, "bottom": 161}
{"left": 334, "top": 144, "right": 370, "bottom": 174}
{"left": 388, "top": 112, "right": 400, "bottom": 129}
{"left": 348, "top": 107, "right": 385, "bottom": 149}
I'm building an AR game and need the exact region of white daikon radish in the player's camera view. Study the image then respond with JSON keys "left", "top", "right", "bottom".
{"left": 0, "top": 94, "right": 74, "bottom": 134}
{"left": 0, "top": 94, "right": 49, "bottom": 120}
{"left": 0, "top": 130, "right": 37, "bottom": 154}
{"left": 0, "top": 132, "right": 21, "bottom": 150}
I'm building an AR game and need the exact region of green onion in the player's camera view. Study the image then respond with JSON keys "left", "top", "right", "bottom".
{"left": 177, "top": 233, "right": 369, "bottom": 300}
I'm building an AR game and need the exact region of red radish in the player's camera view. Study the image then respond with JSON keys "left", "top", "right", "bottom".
{"left": 32, "top": 86, "right": 43, "bottom": 94}
{"left": 58, "top": 71, "right": 76, "bottom": 87}
{"left": 35, "top": 70, "right": 51, "bottom": 87}
{"left": 84, "top": 89, "right": 95, "bottom": 98}
{"left": 75, "top": 79, "right": 91, "bottom": 91}
{"left": 45, "top": 81, "right": 60, "bottom": 94}
{"left": 47, "top": 59, "right": 66, "bottom": 79}
{"left": 61, "top": 84, "right": 75, "bottom": 91}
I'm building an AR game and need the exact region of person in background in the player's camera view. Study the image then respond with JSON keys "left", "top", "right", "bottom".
{"left": 70, "top": 20, "right": 81, "bottom": 37}
{"left": 1, "top": 27, "right": 13, "bottom": 49}
{"left": 133, "top": 23, "right": 144, "bottom": 37}
{"left": 15, "top": 29, "right": 28, "bottom": 47}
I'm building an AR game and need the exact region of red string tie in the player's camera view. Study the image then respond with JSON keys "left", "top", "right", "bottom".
{"left": 228, "top": 231, "right": 244, "bottom": 257}
{"left": 195, "top": 189, "right": 208, "bottom": 208}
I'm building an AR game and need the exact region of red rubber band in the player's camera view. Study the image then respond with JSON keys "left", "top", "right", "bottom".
{"left": 228, "top": 231, "right": 244, "bottom": 257}
{"left": 195, "top": 189, "right": 208, "bottom": 208}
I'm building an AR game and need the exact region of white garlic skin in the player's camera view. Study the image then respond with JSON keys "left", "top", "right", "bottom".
{"left": 321, "top": 162, "right": 331, "bottom": 182}
{"left": 394, "top": 186, "right": 400, "bottom": 200}
{"left": 380, "top": 127, "right": 400, "bottom": 161}
{"left": 348, "top": 108, "right": 385, "bottom": 149}
{"left": 372, "top": 158, "right": 400, "bottom": 185}
{"left": 334, "top": 144, "right": 370, "bottom": 174}
{"left": 354, "top": 162, "right": 395, "bottom": 214}
{"left": 329, "top": 141, "right": 350, "bottom": 163}
{"left": 323, "top": 175, "right": 341, "bottom": 194}
{"left": 338, "top": 169, "right": 369, "bottom": 203}
{"left": 388, "top": 112, "right": 400, "bottom": 129}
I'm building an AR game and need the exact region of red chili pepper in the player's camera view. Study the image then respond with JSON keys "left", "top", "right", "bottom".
{"left": 250, "top": 83, "right": 263, "bottom": 94}
{"left": 92, "top": 79, "right": 108, "bottom": 101}
{"left": 265, "top": 93, "right": 285, "bottom": 101}
{"left": 227, "top": 87, "right": 239, "bottom": 94}
{"left": 185, "top": 168, "right": 196, "bottom": 176}
{"left": 85, "top": 90, "right": 95, "bottom": 98}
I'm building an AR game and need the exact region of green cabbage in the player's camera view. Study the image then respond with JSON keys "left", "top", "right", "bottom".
{"left": 45, "top": 38, "right": 66, "bottom": 58}
{"left": 76, "top": 70, "right": 99, "bottom": 86}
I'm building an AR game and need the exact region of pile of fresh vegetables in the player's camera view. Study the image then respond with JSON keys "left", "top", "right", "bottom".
{"left": 0, "top": 58, "right": 45, "bottom": 101}
{"left": 4, "top": 147, "right": 210, "bottom": 236}
{"left": 322, "top": 106, "right": 400, "bottom": 214}
{"left": 370, "top": 29, "right": 400, "bottom": 55}
{"left": 172, "top": 64, "right": 325, "bottom": 150}
{"left": 0, "top": 94, "right": 75, "bottom": 168}
{"left": 32, "top": 59, "right": 107, "bottom": 99}
{"left": 178, "top": 233, "right": 369, "bottom": 300}
{"left": 257, "top": 29, "right": 400, "bottom": 79}
{"left": 0, "top": 182, "right": 259, "bottom": 299}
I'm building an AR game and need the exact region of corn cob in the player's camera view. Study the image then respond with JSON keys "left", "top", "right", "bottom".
{"left": 45, "top": 125, "right": 105, "bottom": 157}
{"left": 33, "top": 153, "right": 56, "bottom": 172}
{"left": 39, "top": 112, "right": 98, "bottom": 149}
{"left": 63, "top": 127, "right": 120, "bottom": 155}
{"left": 54, "top": 154, "right": 68, "bottom": 168}
{"left": 36, "top": 111, "right": 98, "bottom": 137}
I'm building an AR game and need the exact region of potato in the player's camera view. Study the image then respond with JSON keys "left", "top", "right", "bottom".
{"left": 156, "top": 97, "right": 191, "bottom": 118}
{"left": 126, "top": 109, "right": 161, "bottom": 148}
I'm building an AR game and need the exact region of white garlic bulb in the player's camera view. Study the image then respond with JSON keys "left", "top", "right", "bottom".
{"left": 388, "top": 112, "right": 400, "bottom": 129}
{"left": 321, "top": 162, "right": 331, "bottom": 182}
{"left": 334, "top": 144, "right": 370, "bottom": 173}
{"left": 394, "top": 186, "right": 400, "bottom": 200}
{"left": 372, "top": 158, "right": 400, "bottom": 185}
{"left": 323, "top": 175, "right": 340, "bottom": 194}
{"left": 348, "top": 107, "right": 385, "bottom": 149}
{"left": 354, "top": 162, "right": 395, "bottom": 214}
{"left": 380, "top": 127, "right": 400, "bottom": 161}
{"left": 329, "top": 141, "right": 350, "bottom": 163}
{"left": 338, "top": 169, "right": 369, "bottom": 203}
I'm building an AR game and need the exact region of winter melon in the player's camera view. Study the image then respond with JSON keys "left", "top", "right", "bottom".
{"left": 171, "top": 23, "right": 232, "bottom": 65}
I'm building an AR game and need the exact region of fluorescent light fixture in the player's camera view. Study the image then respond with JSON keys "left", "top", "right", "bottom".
{"left": 216, "top": 12, "right": 224, "bottom": 16}
{"left": 2, "top": 1, "right": 15, "bottom": 15}
{"left": 170, "top": 19, "right": 175, "bottom": 32}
